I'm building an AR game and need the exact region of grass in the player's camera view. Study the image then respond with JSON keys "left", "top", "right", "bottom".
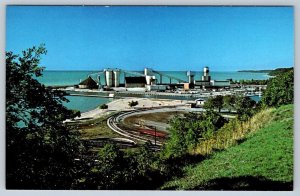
{"left": 161, "top": 104, "right": 293, "bottom": 190}
{"left": 75, "top": 114, "right": 120, "bottom": 139}
{"left": 123, "top": 111, "right": 186, "bottom": 125}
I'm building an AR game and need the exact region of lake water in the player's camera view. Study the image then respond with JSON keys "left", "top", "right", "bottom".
{"left": 38, "top": 70, "right": 268, "bottom": 112}
{"left": 64, "top": 96, "right": 114, "bottom": 112}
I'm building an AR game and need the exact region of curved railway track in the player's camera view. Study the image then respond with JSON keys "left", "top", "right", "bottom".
{"left": 107, "top": 109, "right": 164, "bottom": 146}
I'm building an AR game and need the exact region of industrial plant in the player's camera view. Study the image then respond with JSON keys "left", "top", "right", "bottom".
{"left": 77, "top": 66, "right": 231, "bottom": 92}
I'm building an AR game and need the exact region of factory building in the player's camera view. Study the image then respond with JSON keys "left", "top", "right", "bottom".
{"left": 195, "top": 98, "right": 206, "bottom": 106}
{"left": 211, "top": 80, "right": 231, "bottom": 87}
{"left": 78, "top": 76, "right": 98, "bottom": 89}
{"left": 195, "top": 67, "right": 230, "bottom": 89}
{"left": 146, "top": 84, "right": 168, "bottom": 91}
{"left": 125, "top": 77, "right": 147, "bottom": 88}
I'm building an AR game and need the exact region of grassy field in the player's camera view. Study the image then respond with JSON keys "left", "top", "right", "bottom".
{"left": 123, "top": 111, "right": 186, "bottom": 126}
{"left": 161, "top": 104, "right": 293, "bottom": 190}
{"left": 75, "top": 114, "right": 120, "bottom": 139}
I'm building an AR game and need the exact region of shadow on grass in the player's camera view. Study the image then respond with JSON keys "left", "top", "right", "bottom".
{"left": 193, "top": 176, "right": 293, "bottom": 191}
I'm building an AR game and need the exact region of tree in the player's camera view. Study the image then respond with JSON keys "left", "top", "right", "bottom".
{"left": 223, "top": 95, "right": 236, "bottom": 113}
{"left": 83, "top": 143, "right": 128, "bottom": 189}
{"left": 163, "top": 111, "right": 227, "bottom": 157}
{"left": 6, "top": 45, "right": 83, "bottom": 189}
{"left": 128, "top": 100, "right": 138, "bottom": 107}
{"left": 234, "top": 96, "right": 256, "bottom": 120}
{"left": 261, "top": 69, "right": 294, "bottom": 107}
{"left": 204, "top": 95, "right": 224, "bottom": 112}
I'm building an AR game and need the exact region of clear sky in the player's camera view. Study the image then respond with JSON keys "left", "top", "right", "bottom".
{"left": 6, "top": 6, "right": 294, "bottom": 71}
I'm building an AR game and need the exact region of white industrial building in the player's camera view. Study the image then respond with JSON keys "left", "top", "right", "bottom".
{"left": 194, "top": 67, "right": 230, "bottom": 89}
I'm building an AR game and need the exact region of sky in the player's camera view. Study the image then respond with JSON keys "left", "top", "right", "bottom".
{"left": 6, "top": 6, "right": 294, "bottom": 71}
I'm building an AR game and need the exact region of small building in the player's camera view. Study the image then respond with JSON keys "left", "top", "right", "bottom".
{"left": 211, "top": 80, "right": 230, "bottom": 87}
{"left": 78, "top": 76, "right": 98, "bottom": 89}
{"left": 195, "top": 98, "right": 206, "bottom": 106}
{"left": 183, "top": 83, "right": 190, "bottom": 91}
{"left": 125, "top": 77, "right": 146, "bottom": 88}
{"left": 146, "top": 84, "right": 168, "bottom": 91}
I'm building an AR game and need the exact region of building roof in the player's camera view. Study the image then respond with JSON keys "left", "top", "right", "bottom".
{"left": 79, "top": 76, "right": 98, "bottom": 86}
{"left": 125, "top": 76, "right": 146, "bottom": 84}
{"left": 195, "top": 98, "right": 206, "bottom": 101}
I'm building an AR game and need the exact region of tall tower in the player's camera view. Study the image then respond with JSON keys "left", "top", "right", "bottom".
{"left": 187, "top": 71, "right": 195, "bottom": 84}
{"left": 202, "top": 66, "right": 211, "bottom": 81}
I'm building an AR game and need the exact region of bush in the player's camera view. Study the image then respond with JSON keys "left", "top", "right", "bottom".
{"left": 99, "top": 104, "right": 108, "bottom": 109}
{"left": 128, "top": 100, "right": 138, "bottom": 107}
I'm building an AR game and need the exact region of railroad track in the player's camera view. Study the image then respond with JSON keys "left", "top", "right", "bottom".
{"left": 107, "top": 109, "right": 164, "bottom": 146}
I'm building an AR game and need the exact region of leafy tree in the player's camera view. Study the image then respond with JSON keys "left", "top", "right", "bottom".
{"left": 201, "top": 110, "right": 228, "bottom": 139}
{"left": 234, "top": 96, "right": 256, "bottom": 120}
{"left": 163, "top": 111, "right": 226, "bottom": 157}
{"left": 204, "top": 95, "right": 224, "bottom": 112}
{"left": 261, "top": 69, "right": 294, "bottom": 107}
{"left": 6, "top": 45, "right": 83, "bottom": 189}
{"left": 83, "top": 143, "right": 126, "bottom": 189}
{"left": 223, "top": 95, "right": 236, "bottom": 113}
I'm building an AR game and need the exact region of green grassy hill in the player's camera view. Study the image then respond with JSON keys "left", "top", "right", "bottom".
{"left": 161, "top": 104, "right": 293, "bottom": 190}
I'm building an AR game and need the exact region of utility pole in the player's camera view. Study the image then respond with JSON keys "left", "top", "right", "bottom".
{"left": 154, "top": 126, "right": 157, "bottom": 146}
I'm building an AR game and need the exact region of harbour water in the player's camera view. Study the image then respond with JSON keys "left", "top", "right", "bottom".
{"left": 38, "top": 70, "right": 268, "bottom": 112}
{"left": 64, "top": 96, "right": 114, "bottom": 112}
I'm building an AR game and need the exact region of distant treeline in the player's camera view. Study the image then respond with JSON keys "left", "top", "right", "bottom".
{"left": 231, "top": 79, "right": 268, "bottom": 85}
{"left": 238, "top": 67, "right": 293, "bottom": 76}
{"left": 238, "top": 70, "right": 272, "bottom": 73}
{"left": 268, "top": 67, "right": 293, "bottom": 76}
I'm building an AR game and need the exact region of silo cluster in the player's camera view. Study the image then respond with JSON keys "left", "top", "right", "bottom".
{"left": 104, "top": 69, "right": 120, "bottom": 87}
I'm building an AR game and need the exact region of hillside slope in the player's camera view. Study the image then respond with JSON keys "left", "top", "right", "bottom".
{"left": 161, "top": 104, "right": 293, "bottom": 190}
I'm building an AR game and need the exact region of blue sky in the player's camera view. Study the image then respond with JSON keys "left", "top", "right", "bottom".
{"left": 6, "top": 6, "right": 294, "bottom": 71}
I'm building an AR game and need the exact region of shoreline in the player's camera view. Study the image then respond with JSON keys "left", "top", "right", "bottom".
{"left": 75, "top": 97, "right": 189, "bottom": 120}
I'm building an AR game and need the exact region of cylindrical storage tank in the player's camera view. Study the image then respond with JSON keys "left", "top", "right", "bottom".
{"left": 189, "top": 75, "right": 194, "bottom": 84}
{"left": 114, "top": 69, "right": 120, "bottom": 87}
{"left": 105, "top": 69, "right": 113, "bottom": 87}
{"left": 144, "top": 68, "right": 152, "bottom": 76}
{"left": 146, "top": 75, "right": 152, "bottom": 85}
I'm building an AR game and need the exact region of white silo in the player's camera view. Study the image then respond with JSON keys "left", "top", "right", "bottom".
{"left": 114, "top": 69, "right": 120, "bottom": 87}
{"left": 144, "top": 68, "right": 152, "bottom": 76}
{"left": 105, "top": 69, "right": 113, "bottom": 87}
{"left": 146, "top": 75, "right": 156, "bottom": 85}
{"left": 204, "top": 67, "right": 209, "bottom": 76}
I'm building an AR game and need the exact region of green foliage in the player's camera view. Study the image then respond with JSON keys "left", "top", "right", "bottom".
{"left": 204, "top": 95, "right": 223, "bottom": 112}
{"left": 236, "top": 79, "right": 268, "bottom": 85}
{"left": 234, "top": 96, "right": 256, "bottom": 120}
{"left": 163, "top": 111, "right": 227, "bottom": 158}
{"left": 204, "top": 95, "right": 256, "bottom": 119}
{"left": 222, "top": 95, "right": 235, "bottom": 112}
{"left": 128, "top": 100, "right": 138, "bottom": 107}
{"left": 261, "top": 69, "right": 294, "bottom": 107}
{"left": 81, "top": 142, "right": 164, "bottom": 190}
{"left": 6, "top": 45, "right": 83, "bottom": 189}
{"left": 268, "top": 67, "right": 293, "bottom": 76}
{"left": 161, "top": 104, "right": 293, "bottom": 190}
{"left": 99, "top": 104, "right": 108, "bottom": 109}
